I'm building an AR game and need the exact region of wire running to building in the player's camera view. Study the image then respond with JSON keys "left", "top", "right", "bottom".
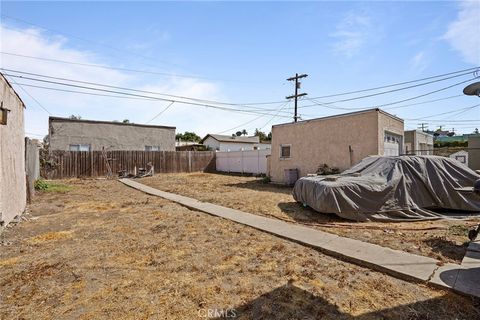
{"left": 306, "top": 67, "right": 479, "bottom": 100}
{"left": 6, "top": 75, "right": 52, "bottom": 115}
{"left": 2, "top": 72, "right": 294, "bottom": 119}
{"left": 0, "top": 68, "right": 289, "bottom": 108}
{"left": 146, "top": 101, "right": 175, "bottom": 124}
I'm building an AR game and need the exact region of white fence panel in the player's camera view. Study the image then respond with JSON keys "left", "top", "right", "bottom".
{"left": 216, "top": 149, "right": 270, "bottom": 174}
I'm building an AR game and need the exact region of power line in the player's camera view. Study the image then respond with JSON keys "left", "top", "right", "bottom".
{"left": 2, "top": 72, "right": 293, "bottom": 118}
{"left": 146, "top": 102, "right": 175, "bottom": 124}
{"left": 0, "top": 52, "right": 222, "bottom": 81}
{"left": 1, "top": 68, "right": 289, "bottom": 108}
{"left": 306, "top": 67, "right": 479, "bottom": 100}
{"left": 6, "top": 76, "right": 52, "bottom": 115}
{"left": 1, "top": 14, "right": 182, "bottom": 69}
{"left": 12, "top": 82, "right": 161, "bottom": 101}
{"left": 403, "top": 104, "right": 480, "bottom": 121}
{"left": 216, "top": 113, "right": 267, "bottom": 135}
{"left": 258, "top": 101, "right": 292, "bottom": 130}
{"left": 305, "top": 71, "right": 477, "bottom": 107}
{"left": 300, "top": 77, "right": 478, "bottom": 111}
{"left": 385, "top": 94, "right": 464, "bottom": 110}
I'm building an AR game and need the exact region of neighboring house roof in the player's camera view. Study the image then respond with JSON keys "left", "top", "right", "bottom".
{"left": 272, "top": 108, "right": 403, "bottom": 129}
{"left": 49, "top": 116, "right": 175, "bottom": 130}
{"left": 201, "top": 134, "right": 260, "bottom": 144}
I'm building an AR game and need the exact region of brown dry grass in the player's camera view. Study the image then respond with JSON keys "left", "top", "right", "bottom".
{"left": 140, "top": 172, "right": 480, "bottom": 263}
{"left": 0, "top": 178, "right": 478, "bottom": 319}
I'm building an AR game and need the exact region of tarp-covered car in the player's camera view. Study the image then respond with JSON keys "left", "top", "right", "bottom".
{"left": 292, "top": 156, "right": 480, "bottom": 221}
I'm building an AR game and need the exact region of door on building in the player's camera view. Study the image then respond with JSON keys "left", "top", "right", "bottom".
{"left": 384, "top": 132, "right": 402, "bottom": 156}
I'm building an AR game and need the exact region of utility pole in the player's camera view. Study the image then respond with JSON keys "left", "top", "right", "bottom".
{"left": 418, "top": 123, "right": 428, "bottom": 132}
{"left": 286, "top": 73, "right": 308, "bottom": 122}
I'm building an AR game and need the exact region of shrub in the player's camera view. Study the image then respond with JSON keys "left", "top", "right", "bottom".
{"left": 316, "top": 164, "right": 340, "bottom": 175}
{"left": 34, "top": 179, "right": 49, "bottom": 191}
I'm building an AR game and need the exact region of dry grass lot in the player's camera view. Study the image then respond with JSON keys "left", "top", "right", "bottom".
{"left": 140, "top": 173, "right": 480, "bottom": 264}
{"left": 0, "top": 179, "right": 479, "bottom": 319}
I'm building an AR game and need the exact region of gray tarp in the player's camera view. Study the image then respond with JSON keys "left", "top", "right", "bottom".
{"left": 292, "top": 156, "right": 480, "bottom": 221}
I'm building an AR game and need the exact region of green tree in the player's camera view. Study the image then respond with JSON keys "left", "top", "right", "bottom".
{"left": 254, "top": 129, "right": 267, "bottom": 141}
{"left": 235, "top": 131, "right": 242, "bottom": 137}
{"left": 176, "top": 131, "right": 201, "bottom": 142}
{"left": 242, "top": 129, "right": 248, "bottom": 136}
{"left": 474, "top": 128, "right": 479, "bottom": 134}
{"left": 122, "top": 119, "right": 130, "bottom": 124}
{"left": 69, "top": 115, "right": 81, "bottom": 120}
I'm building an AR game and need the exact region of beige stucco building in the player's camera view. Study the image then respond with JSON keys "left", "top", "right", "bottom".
{"left": 268, "top": 108, "right": 404, "bottom": 184}
{"left": 468, "top": 135, "right": 480, "bottom": 171}
{"left": 0, "top": 74, "right": 27, "bottom": 226}
{"left": 49, "top": 117, "right": 176, "bottom": 151}
{"left": 404, "top": 130, "right": 434, "bottom": 155}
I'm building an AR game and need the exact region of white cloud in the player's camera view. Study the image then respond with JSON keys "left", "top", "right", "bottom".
{"left": 444, "top": 0, "right": 480, "bottom": 65}
{"left": 0, "top": 24, "right": 261, "bottom": 138}
{"left": 410, "top": 51, "right": 428, "bottom": 72}
{"left": 330, "top": 11, "right": 373, "bottom": 58}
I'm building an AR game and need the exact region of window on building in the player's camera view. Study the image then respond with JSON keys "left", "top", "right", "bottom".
{"left": 145, "top": 146, "right": 160, "bottom": 151}
{"left": 69, "top": 144, "right": 91, "bottom": 151}
{"left": 0, "top": 102, "right": 9, "bottom": 125}
{"left": 280, "top": 144, "right": 291, "bottom": 158}
{"left": 455, "top": 155, "right": 466, "bottom": 164}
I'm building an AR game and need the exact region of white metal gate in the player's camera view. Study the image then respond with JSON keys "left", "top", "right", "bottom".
{"left": 216, "top": 149, "right": 271, "bottom": 174}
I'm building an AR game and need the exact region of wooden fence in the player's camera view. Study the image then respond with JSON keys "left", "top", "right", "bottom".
{"left": 43, "top": 150, "right": 216, "bottom": 179}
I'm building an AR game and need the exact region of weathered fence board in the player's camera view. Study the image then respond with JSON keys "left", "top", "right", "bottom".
{"left": 44, "top": 151, "right": 215, "bottom": 179}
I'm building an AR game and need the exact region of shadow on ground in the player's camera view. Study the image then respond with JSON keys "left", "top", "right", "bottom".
{"left": 223, "top": 180, "right": 293, "bottom": 195}
{"left": 423, "top": 237, "right": 468, "bottom": 262}
{"left": 277, "top": 201, "right": 346, "bottom": 224}
{"left": 214, "top": 283, "right": 479, "bottom": 319}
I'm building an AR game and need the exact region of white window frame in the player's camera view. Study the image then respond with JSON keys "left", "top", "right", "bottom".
{"left": 279, "top": 144, "right": 291, "bottom": 159}
{"left": 69, "top": 144, "right": 91, "bottom": 151}
{"left": 145, "top": 145, "right": 160, "bottom": 151}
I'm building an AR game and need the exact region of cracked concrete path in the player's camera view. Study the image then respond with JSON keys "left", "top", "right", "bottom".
{"left": 119, "top": 178, "right": 480, "bottom": 297}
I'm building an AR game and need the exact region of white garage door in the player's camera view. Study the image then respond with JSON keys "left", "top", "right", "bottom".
{"left": 384, "top": 133, "right": 401, "bottom": 156}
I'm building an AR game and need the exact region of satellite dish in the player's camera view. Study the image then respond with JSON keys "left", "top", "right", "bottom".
{"left": 463, "top": 82, "right": 480, "bottom": 96}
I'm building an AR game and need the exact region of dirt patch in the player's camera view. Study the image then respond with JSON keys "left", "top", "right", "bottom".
{"left": 0, "top": 178, "right": 478, "bottom": 319}
{"left": 140, "top": 173, "right": 480, "bottom": 263}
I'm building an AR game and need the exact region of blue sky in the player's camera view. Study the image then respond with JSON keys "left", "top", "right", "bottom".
{"left": 1, "top": 1, "right": 479, "bottom": 138}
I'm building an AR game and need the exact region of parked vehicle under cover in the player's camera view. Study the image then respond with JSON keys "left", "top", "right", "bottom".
{"left": 292, "top": 156, "right": 480, "bottom": 221}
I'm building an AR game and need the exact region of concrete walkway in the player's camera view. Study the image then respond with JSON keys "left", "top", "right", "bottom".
{"left": 119, "top": 178, "right": 480, "bottom": 297}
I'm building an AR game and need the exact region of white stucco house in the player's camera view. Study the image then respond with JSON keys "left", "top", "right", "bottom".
{"left": 201, "top": 134, "right": 271, "bottom": 151}
{"left": 449, "top": 150, "right": 468, "bottom": 166}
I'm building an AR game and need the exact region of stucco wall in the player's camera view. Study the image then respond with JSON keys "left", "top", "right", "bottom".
{"left": 468, "top": 135, "right": 480, "bottom": 171}
{"left": 404, "top": 130, "right": 433, "bottom": 155}
{"left": 377, "top": 112, "right": 404, "bottom": 155}
{"left": 0, "top": 76, "right": 26, "bottom": 225}
{"left": 269, "top": 110, "right": 381, "bottom": 184}
{"left": 49, "top": 118, "right": 176, "bottom": 151}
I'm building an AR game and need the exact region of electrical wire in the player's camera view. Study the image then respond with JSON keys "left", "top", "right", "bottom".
{"left": 146, "top": 101, "right": 175, "bottom": 124}
{"left": 403, "top": 104, "right": 480, "bottom": 121}
{"left": 258, "top": 101, "right": 292, "bottom": 130}
{"left": 300, "top": 77, "right": 478, "bottom": 111}
{"left": 1, "top": 14, "right": 182, "bottom": 69}
{"left": 0, "top": 52, "right": 220, "bottom": 81}
{"left": 2, "top": 72, "right": 293, "bottom": 118}
{"left": 1, "top": 68, "right": 289, "bottom": 108}
{"left": 306, "top": 67, "right": 479, "bottom": 99}
{"left": 6, "top": 76, "right": 52, "bottom": 114}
